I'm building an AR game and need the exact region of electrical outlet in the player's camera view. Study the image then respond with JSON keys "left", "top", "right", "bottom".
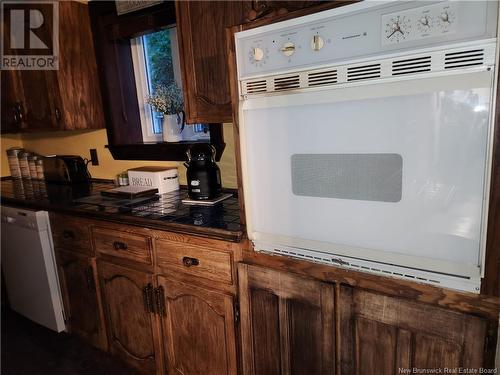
{"left": 89, "top": 149, "right": 99, "bottom": 166}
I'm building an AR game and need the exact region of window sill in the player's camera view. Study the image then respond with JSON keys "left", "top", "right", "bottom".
{"left": 105, "top": 141, "right": 226, "bottom": 162}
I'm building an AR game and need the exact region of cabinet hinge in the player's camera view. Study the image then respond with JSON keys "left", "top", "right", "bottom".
{"left": 234, "top": 300, "right": 240, "bottom": 324}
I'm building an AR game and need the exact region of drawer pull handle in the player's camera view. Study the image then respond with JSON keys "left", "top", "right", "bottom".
{"left": 63, "top": 230, "right": 74, "bottom": 239}
{"left": 113, "top": 241, "right": 127, "bottom": 250}
{"left": 182, "top": 257, "right": 199, "bottom": 267}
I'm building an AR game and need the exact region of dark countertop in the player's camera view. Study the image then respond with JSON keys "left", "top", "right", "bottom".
{"left": 1, "top": 178, "right": 244, "bottom": 242}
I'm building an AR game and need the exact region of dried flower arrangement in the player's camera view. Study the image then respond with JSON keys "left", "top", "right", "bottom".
{"left": 146, "top": 83, "right": 183, "bottom": 115}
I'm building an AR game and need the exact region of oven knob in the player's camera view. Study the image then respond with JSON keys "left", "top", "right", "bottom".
{"left": 440, "top": 12, "right": 449, "bottom": 22}
{"left": 419, "top": 16, "right": 429, "bottom": 26}
{"left": 281, "top": 42, "right": 295, "bottom": 57}
{"left": 311, "top": 35, "right": 324, "bottom": 51}
{"left": 252, "top": 47, "right": 264, "bottom": 61}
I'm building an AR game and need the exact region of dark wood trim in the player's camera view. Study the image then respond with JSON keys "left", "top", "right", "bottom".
{"left": 482, "top": 71, "right": 500, "bottom": 297}
{"left": 89, "top": 2, "right": 227, "bottom": 163}
{"left": 106, "top": 140, "right": 226, "bottom": 162}
{"left": 241, "top": 249, "right": 500, "bottom": 320}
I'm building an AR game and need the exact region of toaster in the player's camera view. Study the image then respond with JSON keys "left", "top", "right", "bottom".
{"left": 43, "top": 155, "right": 91, "bottom": 184}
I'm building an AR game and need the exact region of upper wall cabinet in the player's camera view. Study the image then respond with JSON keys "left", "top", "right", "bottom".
{"left": 0, "top": 1, "right": 105, "bottom": 133}
{"left": 175, "top": 1, "right": 249, "bottom": 124}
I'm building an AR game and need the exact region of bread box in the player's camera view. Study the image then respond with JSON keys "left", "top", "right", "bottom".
{"left": 127, "top": 166, "right": 179, "bottom": 194}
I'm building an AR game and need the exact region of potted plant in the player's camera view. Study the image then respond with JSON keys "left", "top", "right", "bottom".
{"left": 147, "top": 83, "right": 185, "bottom": 142}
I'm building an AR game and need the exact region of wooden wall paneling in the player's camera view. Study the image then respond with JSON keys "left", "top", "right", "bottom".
{"left": 238, "top": 263, "right": 335, "bottom": 375}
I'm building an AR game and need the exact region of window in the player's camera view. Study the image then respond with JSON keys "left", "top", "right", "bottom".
{"left": 131, "top": 27, "right": 210, "bottom": 142}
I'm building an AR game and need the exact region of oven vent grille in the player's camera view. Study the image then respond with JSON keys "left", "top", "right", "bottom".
{"left": 267, "top": 247, "right": 443, "bottom": 286}
{"left": 274, "top": 75, "right": 300, "bottom": 91}
{"left": 347, "top": 63, "right": 381, "bottom": 82}
{"left": 245, "top": 79, "right": 267, "bottom": 94}
{"left": 307, "top": 69, "right": 338, "bottom": 87}
{"left": 445, "top": 49, "right": 484, "bottom": 69}
{"left": 392, "top": 56, "right": 431, "bottom": 76}
{"left": 240, "top": 43, "right": 494, "bottom": 97}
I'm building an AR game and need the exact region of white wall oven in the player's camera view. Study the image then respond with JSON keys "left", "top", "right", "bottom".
{"left": 235, "top": 1, "right": 499, "bottom": 292}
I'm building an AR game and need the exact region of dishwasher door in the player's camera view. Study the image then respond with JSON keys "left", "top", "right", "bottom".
{"left": 1, "top": 206, "right": 66, "bottom": 332}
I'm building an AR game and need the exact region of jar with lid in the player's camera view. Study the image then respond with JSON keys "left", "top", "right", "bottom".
{"left": 28, "top": 154, "right": 38, "bottom": 179}
{"left": 18, "top": 151, "right": 32, "bottom": 179}
{"left": 6, "top": 147, "right": 23, "bottom": 179}
{"left": 35, "top": 158, "right": 45, "bottom": 180}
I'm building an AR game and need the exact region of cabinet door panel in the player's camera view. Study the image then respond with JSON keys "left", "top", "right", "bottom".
{"left": 57, "top": 252, "right": 106, "bottom": 349}
{"left": 176, "top": 1, "right": 245, "bottom": 123}
{"left": 1, "top": 70, "right": 23, "bottom": 132}
{"left": 238, "top": 264, "right": 335, "bottom": 375}
{"left": 250, "top": 289, "right": 281, "bottom": 375}
{"left": 340, "top": 286, "right": 488, "bottom": 374}
{"left": 58, "top": 1, "right": 104, "bottom": 130}
{"left": 159, "top": 276, "right": 237, "bottom": 375}
{"left": 98, "top": 261, "right": 162, "bottom": 374}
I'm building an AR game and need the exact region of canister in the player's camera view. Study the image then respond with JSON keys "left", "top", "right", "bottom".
{"left": 6, "top": 147, "right": 23, "bottom": 179}
{"left": 18, "top": 151, "right": 32, "bottom": 179}
{"left": 35, "top": 158, "right": 45, "bottom": 180}
{"left": 28, "top": 155, "right": 38, "bottom": 179}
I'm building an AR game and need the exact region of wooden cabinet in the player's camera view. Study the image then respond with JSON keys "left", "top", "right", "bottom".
{"left": 176, "top": 1, "right": 248, "bottom": 123}
{"left": 56, "top": 251, "right": 107, "bottom": 350}
{"left": 158, "top": 276, "right": 238, "bottom": 375}
{"left": 97, "top": 261, "right": 163, "bottom": 374}
{"left": 156, "top": 238, "right": 234, "bottom": 285}
{"left": 93, "top": 226, "right": 153, "bottom": 266}
{"left": 238, "top": 263, "right": 335, "bottom": 375}
{"left": 339, "top": 286, "right": 488, "bottom": 374}
{"left": 1, "top": 70, "right": 24, "bottom": 133}
{"left": 51, "top": 214, "right": 93, "bottom": 256}
{"left": 0, "top": 1, "right": 104, "bottom": 133}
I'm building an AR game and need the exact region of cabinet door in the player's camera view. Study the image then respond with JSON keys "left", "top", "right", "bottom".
{"left": 1, "top": 70, "right": 24, "bottom": 133}
{"left": 158, "top": 276, "right": 237, "bottom": 375}
{"left": 238, "top": 264, "right": 335, "bottom": 375}
{"left": 98, "top": 261, "right": 162, "bottom": 375}
{"left": 57, "top": 251, "right": 107, "bottom": 350}
{"left": 57, "top": 1, "right": 104, "bottom": 130}
{"left": 339, "top": 286, "right": 488, "bottom": 374}
{"left": 176, "top": 1, "right": 245, "bottom": 123}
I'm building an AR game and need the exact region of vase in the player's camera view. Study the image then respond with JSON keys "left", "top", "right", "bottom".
{"left": 162, "top": 113, "right": 184, "bottom": 142}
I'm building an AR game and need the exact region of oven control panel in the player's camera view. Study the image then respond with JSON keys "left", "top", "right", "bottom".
{"left": 382, "top": 2, "right": 458, "bottom": 45}
{"left": 235, "top": 1, "right": 497, "bottom": 79}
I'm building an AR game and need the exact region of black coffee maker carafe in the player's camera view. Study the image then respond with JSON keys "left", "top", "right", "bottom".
{"left": 184, "top": 144, "right": 222, "bottom": 200}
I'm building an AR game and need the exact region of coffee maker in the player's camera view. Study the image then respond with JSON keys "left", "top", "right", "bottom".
{"left": 184, "top": 144, "right": 222, "bottom": 200}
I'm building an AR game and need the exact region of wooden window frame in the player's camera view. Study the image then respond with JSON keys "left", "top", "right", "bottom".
{"left": 88, "top": 1, "right": 225, "bottom": 162}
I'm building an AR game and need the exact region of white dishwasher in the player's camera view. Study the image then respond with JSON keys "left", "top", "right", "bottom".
{"left": 1, "top": 206, "right": 66, "bottom": 332}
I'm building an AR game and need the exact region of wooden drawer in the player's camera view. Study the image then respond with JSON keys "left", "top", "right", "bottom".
{"left": 156, "top": 239, "right": 233, "bottom": 284}
{"left": 92, "top": 227, "right": 153, "bottom": 265}
{"left": 51, "top": 214, "right": 92, "bottom": 255}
